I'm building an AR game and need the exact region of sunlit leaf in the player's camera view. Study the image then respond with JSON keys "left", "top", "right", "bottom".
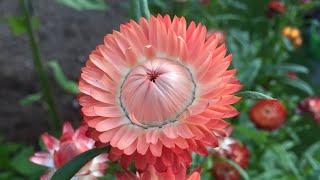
{"left": 237, "top": 91, "right": 274, "bottom": 100}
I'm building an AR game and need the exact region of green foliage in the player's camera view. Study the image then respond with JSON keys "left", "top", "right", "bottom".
{"left": 19, "top": 92, "right": 42, "bottom": 106}
{"left": 0, "top": 138, "right": 45, "bottom": 179}
{"left": 237, "top": 91, "right": 274, "bottom": 100}
{"left": 48, "top": 61, "right": 79, "bottom": 94}
{"left": 52, "top": 147, "right": 108, "bottom": 180}
{"left": 6, "top": 16, "right": 39, "bottom": 36}
{"left": 56, "top": 0, "right": 108, "bottom": 11}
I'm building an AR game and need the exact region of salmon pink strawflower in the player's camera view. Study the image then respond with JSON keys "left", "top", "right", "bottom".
{"left": 30, "top": 122, "right": 108, "bottom": 180}
{"left": 78, "top": 14, "right": 241, "bottom": 172}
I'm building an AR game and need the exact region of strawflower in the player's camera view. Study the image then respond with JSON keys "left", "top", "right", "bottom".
{"left": 30, "top": 122, "right": 108, "bottom": 180}
{"left": 78, "top": 14, "right": 241, "bottom": 173}
{"left": 250, "top": 99, "right": 287, "bottom": 131}
{"left": 212, "top": 138, "right": 249, "bottom": 180}
{"left": 298, "top": 97, "right": 320, "bottom": 124}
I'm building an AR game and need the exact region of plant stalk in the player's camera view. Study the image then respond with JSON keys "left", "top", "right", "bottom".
{"left": 20, "top": 0, "right": 61, "bottom": 130}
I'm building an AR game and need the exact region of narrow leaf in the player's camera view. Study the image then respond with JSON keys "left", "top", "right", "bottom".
{"left": 279, "top": 77, "right": 314, "bottom": 95}
{"left": 19, "top": 92, "right": 42, "bottom": 106}
{"left": 52, "top": 147, "right": 108, "bottom": 180}
{"left": 269, "top": 64, "right": 309, "bottom": 74}
{"left": 237, "top": 91, "right": 274, "bottom": 100}
{"left": 48, "top": 61, "right": 79, "bottom": 94}
{"left": 220, "top": 157, "right": 250, "bottom": 180}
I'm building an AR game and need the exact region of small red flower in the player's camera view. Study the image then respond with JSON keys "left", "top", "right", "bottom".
{"left": 266, "top": 1, "right": 285, "bottom": 18}
{"left": 250, "top": 99, "right": 287, "bottom": 131}
{"left": 212, "top": 138, "right": 249, "bottom": 180}
{"left": 298, "top": 97, "right": 320, "bottom": 124}
{"left": 212, "top": 162, "right": 240, "bottom": 180}
{"left": 199, "top": 0, "right": 210, "bottom": 5}
{"left": 268, "top": 1, "right": 285, "bottom": 13}
{"left": 286, "top": 72, "right": 297, "bottom": 79}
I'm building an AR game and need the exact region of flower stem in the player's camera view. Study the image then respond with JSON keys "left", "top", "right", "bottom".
{"left": 20, "top": 0, "right": 61, "bottom": 130}
{"left": 131, "top": 0, "right": 150, "bottom": 21}
{"left": 140, "top": 0, "right": 150, "bottom": 20}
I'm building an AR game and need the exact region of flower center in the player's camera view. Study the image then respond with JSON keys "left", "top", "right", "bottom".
{"left": 120, "top": 58, "right": 196, "bottom": 128}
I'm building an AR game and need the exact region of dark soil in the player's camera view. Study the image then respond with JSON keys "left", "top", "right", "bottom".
{"left": 0, "top": 0, "right": 128, "bottom": 144}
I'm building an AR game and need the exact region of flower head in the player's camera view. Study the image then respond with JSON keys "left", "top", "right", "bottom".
{"left": 266, "top": 1, "right": 285, "bottom": 18}
{"left": 282, "top": 26, "right": 303, "bottom": 48}
{"left": 212, "top": 162, "right": 240, "bottom": 180}
{"left": 78, "top": 14, "right": 241, "bottom": 172}
{"left": 116, "top": 165, "right": 201, "bottom": 180}
{"left": 212, "top": 138, "right": 249, "bottom": 180}
{"left": 250, "top": 99, "right": 287, "bottom": 131}
{"left": 30, "top": 122, "right": 108, "bottom": 180}
{"left": 298, "top": 97, "right": 320, "bottom": 124}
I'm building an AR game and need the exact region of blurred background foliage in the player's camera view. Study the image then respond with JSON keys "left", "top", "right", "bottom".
{"left": 1, "top": 0, "right": 320, "bottom": 179}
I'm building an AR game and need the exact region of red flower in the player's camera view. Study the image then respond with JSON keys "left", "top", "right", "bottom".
{"left": 298, "top": 97, "right": 320, "bottom": 124}
{"left": 250, "top": 99, "right": 287, "bottom": 131}
{"left": 286, "top": 72, "right": 297, "bottom": 79}
{"left": 212, "top": 162, "right": 240, "bottom": 180}
{"left": 212, "top": 138, "right": 249, "bottom": 180}
{"left": 268, "top": 1, "right": 285, "bottom": 13}
{"left": 266, "top": 1, "right": 285, "bottom": 18}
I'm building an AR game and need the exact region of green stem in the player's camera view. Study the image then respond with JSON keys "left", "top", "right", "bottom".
{"left": 140, "top": 0, "right": 150, "bottom": 20}
{"left": 20, "top": 0, "right": 61, "bottom": 130}
{"left": 131, "top": 0, "right": 150, "bottom": 21}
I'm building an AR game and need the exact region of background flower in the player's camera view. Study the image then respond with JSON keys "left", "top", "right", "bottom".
{"left": 29, "top": 122, "right": 108, "bottom": 179}
{"left": 250, "top": 99, "right": 287, "bottom": 131}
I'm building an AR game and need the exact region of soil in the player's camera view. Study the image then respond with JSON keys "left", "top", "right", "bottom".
{"left": 0, "top": 0, "right": 128, "bottom": 144}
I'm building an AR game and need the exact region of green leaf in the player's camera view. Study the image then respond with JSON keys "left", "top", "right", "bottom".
{"left": 19, "top": 92, "right": 42, "bottom": 106}
{"left": 10, "top": 147, "right": 46, "bottom": 176}
{"left": 52, "top": 147, "right": 108, "bottom": 180}
{"left": 237, "top": 91, "right": 274, "bottom": 100}
{"left": 238, "top": 59, "right": 262, "bottom": 88}
{"left": 267, "top": 64, "right": 309, "bottom": 74}
{"left": 220, "top": 157, "right": 250, "bottom": 180}
{"left": 278, "top": 77, "right": 314, "bottom": 95}
{"left": 234, "top": 125, "right": 269, "bottom": 143}
{"left": 6, "top": 16, "right": 39, "bottom": 36}
{"left": 56, "top": 0, "right": 108, "bottom": 11}
{"left": 48, "top": 61, "right": 79, "bottom": 94}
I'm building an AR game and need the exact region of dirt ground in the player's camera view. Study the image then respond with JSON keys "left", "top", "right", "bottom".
{"left": 0, "top": 0, "right": 128, "bottom": 144}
